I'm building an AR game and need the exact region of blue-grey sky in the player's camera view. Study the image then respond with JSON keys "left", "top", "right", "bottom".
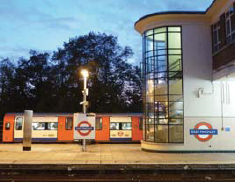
{"left": 0, "top": 0, "right": 213, "bottom": 65}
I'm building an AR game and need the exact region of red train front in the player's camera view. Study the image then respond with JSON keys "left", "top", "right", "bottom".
{"left": 2, "top": 113, "right": 143, "bottom": 143}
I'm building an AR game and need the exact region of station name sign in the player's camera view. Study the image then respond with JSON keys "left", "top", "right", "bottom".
{"left": 75, "top": 126, "right": 94, "bottom": 130}
{"left": 190, "top": 122, "right": 218, "bottom": 142}
{"left": 73, "top": 113, "right": 96, "bottom": 140}
{"left": 190, "top": 129, "right": 218, "bottom": 135}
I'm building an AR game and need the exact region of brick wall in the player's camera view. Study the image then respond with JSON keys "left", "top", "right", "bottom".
{"left": 212, "top": 2, "right": 235, "bottom": 71}
{"left": 219, "top": 13, "right": 226, "bottom": 47}
{"left": 213, "top": 42, "right": 235, "bottom": 70}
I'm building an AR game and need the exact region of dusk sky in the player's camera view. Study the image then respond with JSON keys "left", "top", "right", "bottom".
{"left": 0, "top": 0, "right": 213, "bottom": 65}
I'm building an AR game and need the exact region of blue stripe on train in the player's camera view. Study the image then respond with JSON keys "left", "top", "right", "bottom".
{"left": 14, "top": 138, "right": 57, "bottom": 142}
{"left": 110, "top": 138, "right": 132, "bottom": 141}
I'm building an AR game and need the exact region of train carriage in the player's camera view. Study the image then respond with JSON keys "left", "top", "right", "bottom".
{"left": 2, "top": 113, "right": 143, "bottom": 143}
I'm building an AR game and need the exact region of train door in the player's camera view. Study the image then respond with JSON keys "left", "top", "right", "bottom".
{"left": 109, "top": 117, "right": 132, "bottom": 141}
{"left": 2, "top": 114, "right": 15, "bottom": 142}
{"left": 95, "top": 116, "right": 110, "bottom": 141}
{"left": 14, "top": 116, "right": 24, "bottom": 142}
{"left": 58, "top": 116, "right": 73, "bottom": 141}
{"left": 132, "top": 116, "right": 143, "bottom": 141}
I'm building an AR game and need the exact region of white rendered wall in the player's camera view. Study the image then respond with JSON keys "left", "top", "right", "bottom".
{"left": 182, "top": 23, "right": 221, "bottom": 117}
{"left": 141, "top": 20, "right": 235, "bottom": 151}
{"left": 180, "top": 23, "right": 235, "bottom": 150}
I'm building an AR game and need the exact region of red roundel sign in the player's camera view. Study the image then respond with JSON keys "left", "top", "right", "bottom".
{"left": 75, "top": 121, "right": 94, "bottom": 136}
{"left": 118, "top": 131, "right": 124, "bottom": 136}
{"left": 190, "top": 122, "right": 218, "bottom": 142}
{"left": 195, "top": 122, "right": 212, "bottom": 141}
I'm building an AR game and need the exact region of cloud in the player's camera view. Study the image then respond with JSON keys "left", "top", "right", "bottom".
{"left": 161, "top": 0, "right": 213, "bottom": 11}
{"left": 0, "top": 45, "right": 53, "bottom": 60}
{"left": 0, "top": 37, "right": 7, "bottom": 43}
{"left": 32, "top": 17, "right": 79, "bottom": 31}
{"left": 0, "top": 45, "right": 30, "bottom": 60}
{"left": 0, "top": 0, "right": 214, "bottom": 64}
{"left": 0, "top": 0, "right": 79, "bottom": 31}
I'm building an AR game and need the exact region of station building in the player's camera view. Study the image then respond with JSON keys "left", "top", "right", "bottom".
{"left": 135, "top": 0, "right": 235, "bottom": 152}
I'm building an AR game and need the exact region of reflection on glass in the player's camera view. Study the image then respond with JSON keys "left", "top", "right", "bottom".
{"left": 5, "top": 123, "right": 10, "bottom": 130}
{"left": 169, "top": 79, "right": 183, "bottom": 95}
{"left": 32, "top": 123, "right": 45, "bottom": 130}
{"left": 146, "top": 94, "right": 154, "bottom": 103}
{"left": 143, "top": 26, "right": 183, "bottom": 143}
{"left": 48, "top": 122, "right": 58, "bottom": 130}
{"left": 146, "top": 125, "right": 154, "bottom": 142}
{"left": 155, "top": 95, "right": 168, "bottom": 102}
{"left": 146, "top": 118, "right": 154, "bottom": 124}
{"left": 169, "top": 72, "right": 182, "bottom": 78}
{"left": 154, "top": 27, "right": 167, "bottom": 33}
{"left": 146, "top": 79, "right": 154, "bottom": 97}
{"left": 154, "top": 33, "right": 166, "bottom": 51}
{"left": 110, "top": 123, "right": 119, "bottom": 130}
{"left": 146, "top": 72, "right": 154, "bottom": 79}
{"left": 146, "top": 29, "right": 153, "bottom": 36}
{"left": 146, "top": 103, "right": 154, "bottom": 113}
{"left": 169, "top": 119, "right": 183, "bottom": 124}
{"left": 168, "top": 27, "right": 181, "bottom": 32}
{"left": 156, "top": 102, "right": 168, "bottom": 118}
{"left": 155, "top": 82, "right": 168, "bottom": 95}
{"left": 155, "top": 125, "right": 168, "bottom": 143}
{"left": 169, "top": 55, "right": 182, "bottom": 71}
{"left": 16, "top": 117, "right": 23, "bottom": 130}
{"left": 168, "top": 33, "right": 181, "bottom": 49}
{"left": 146, "top": 36, "right": 153, "bottom": 51}
{"left": 168, "top": 49, "right": 182, "bottom": 54}
{"left": 169, "top": 125, "right": 183, "bottom": 142}
{"left": 122, "top": 123, "right": 132, "bottom": 130}
{"left": 96, "top": 117, "right": 102, "bottom": 130}
{"left": 169, "top": 102, "right": 183, "bottom": 118}
{"left": 147, "top": 57, "right": 154, "bottom": 72}
{"left": 158, "top": 119, "right": 168, "bottom": 124}
{"left": 157, "top": 56, "right": 167, "bottom": 72}
{"left": 66, "top": 117, "right": 73, "bottom": 130}
{"left": 169, "top": 95, "right": 183, "bottom": 102}
{"left": 146, "top": 51, "right": 154, "bottom": 58}
{"left": 32, "top": 122, "right": 58, "bottom": 130}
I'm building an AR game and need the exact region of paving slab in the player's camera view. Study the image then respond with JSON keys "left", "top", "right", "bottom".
{"left": 0, "top": 143, "right": 235, "bottom": 167}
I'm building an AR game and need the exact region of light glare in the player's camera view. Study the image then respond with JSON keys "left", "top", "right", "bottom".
{"left": 81, "top": 69, "right": 89, "bottom": 78}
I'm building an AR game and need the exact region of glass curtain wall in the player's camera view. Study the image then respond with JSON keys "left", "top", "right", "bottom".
{"left": 142, "top": 26, "right": 183, "bottom": 143}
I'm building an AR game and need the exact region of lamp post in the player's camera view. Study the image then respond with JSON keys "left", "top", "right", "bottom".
{"left": 81, "top": 69, "right": 89, "bottom": 152}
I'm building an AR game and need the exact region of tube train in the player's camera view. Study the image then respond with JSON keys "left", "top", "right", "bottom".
{"left": 2, "top": 113, "right": 143, "bottom": 143}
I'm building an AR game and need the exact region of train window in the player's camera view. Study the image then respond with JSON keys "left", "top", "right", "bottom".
{"left": 139, "top": 118, "right": 143, "bottom": 130}
{"left": 110, "top": 123, "right": 119, "bottom": 130}
{"left": 5, "top": 122, "right": 10, "bottom": 130}
{"left": 66, "top": 117, "right": 73, "bottom": 130}
{"left": 32, "top": 123, "right": 45, "bottom": 130}
{"left": 47, "top": 122, "right": 58, "bottom": 130}
{"left": 32, "top": 122, "right": 58, "bottom": 130}
{"left": 15, "top": 117, "right": 23, "bottom": 130}
{"left": 122, "top": 123, "right": 132, "bottom": 130}
{"left": 96, "top": 117, "right": 102, "bottom": 130}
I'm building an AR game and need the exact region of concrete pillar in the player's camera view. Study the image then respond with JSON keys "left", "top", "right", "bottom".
{"left": 23, "top": 110, "right": 33, "bottom": 151}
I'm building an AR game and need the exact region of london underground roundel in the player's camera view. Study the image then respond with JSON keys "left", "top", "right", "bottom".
{"left": 118, "top": 131, "right": 124, "bottom": 136}
{"left": 190, "top": 122, "right": 218, "bottom": 142}
{"left": 75, "top": 121, "right": 94, "bottom": 136}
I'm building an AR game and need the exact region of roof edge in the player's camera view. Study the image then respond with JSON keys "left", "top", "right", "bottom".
{"left": 134, "top": 0, "right": 217, "bottom": 27}
{"left": 134, "top": 11, "right": 206, "bottom": 27}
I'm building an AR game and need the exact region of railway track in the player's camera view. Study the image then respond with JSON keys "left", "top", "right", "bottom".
{"left": 1, "top": 164, "right": 235, "bottom": 182}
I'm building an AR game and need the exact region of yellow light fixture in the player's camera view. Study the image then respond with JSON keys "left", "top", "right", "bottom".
{"left": 81, "top": 69, "right": 89, "bottom": 78}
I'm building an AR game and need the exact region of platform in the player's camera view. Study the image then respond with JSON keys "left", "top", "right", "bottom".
{"left": 0, "top": 143, "right": 235, "bottom": 165}
{"left": 1, "top": 144, "right": 235, "bottom": 181}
